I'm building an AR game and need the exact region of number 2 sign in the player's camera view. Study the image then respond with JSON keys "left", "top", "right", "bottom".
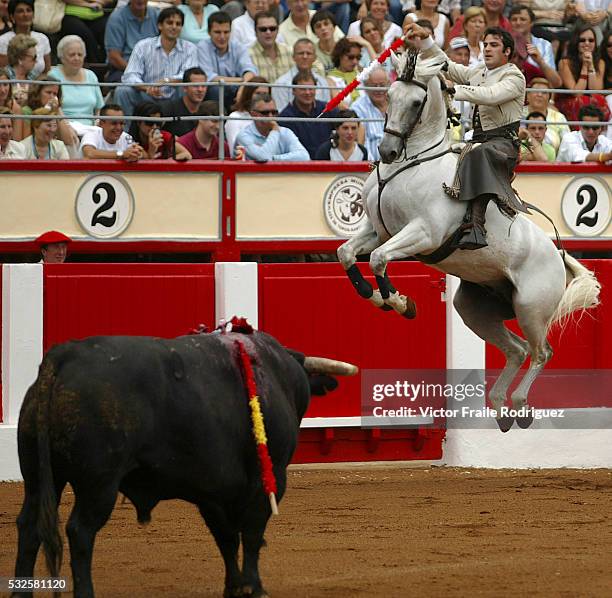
{"left": 75, "top": 174, "right": 135, "bottom": 238}
{"left": 561, "top": 176, "right": 611, "bottom": 238}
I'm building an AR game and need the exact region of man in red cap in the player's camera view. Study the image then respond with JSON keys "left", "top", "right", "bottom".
{"left": 35, "top": 231, "right": 72, "bottom": 264}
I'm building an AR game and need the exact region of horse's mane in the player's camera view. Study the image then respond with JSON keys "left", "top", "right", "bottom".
{"left": 394, "top": 50, "right": 456, "bottom": 122}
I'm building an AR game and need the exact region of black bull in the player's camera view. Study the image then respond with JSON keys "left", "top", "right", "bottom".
{"left": 13, "top": 331, "right": 356, "bottom": 598}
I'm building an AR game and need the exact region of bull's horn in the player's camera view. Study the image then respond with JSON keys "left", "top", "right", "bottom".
{"left": 303, "top": 357, "right": 358, "bottom": 376}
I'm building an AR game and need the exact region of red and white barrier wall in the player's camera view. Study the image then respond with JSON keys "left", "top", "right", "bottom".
{"left": 1, "top": 261, "right": 610, "bottom": 480}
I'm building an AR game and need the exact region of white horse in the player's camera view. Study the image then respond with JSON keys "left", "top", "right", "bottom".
{"left": 337, "top": 49, "right": 601, "bottom": 431}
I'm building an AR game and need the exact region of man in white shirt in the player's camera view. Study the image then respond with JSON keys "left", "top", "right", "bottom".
{"left": 556, "top": 104, "right": 612, "bottom": 163}
{"left": 80, "top": 104, "right": 144, "bottom": 161}
{"left": 232, "top": 0, "right": 269, "bottom": 47}
{"left": 0, "top": 108, "right": 26, "bottom": 159}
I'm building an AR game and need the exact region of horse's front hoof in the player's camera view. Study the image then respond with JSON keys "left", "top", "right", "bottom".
{"left": 496, "top": 416, "right": 514, "bottom": 433}
{"left": 402, "top": 298, "right": 417, "bottom": 319}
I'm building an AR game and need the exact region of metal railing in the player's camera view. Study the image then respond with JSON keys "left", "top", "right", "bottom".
{"left": 3, "top": 78, "right": 611, "bottom": 160}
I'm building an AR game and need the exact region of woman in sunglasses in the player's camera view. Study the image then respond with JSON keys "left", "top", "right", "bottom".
{"left": 128, "top": 101, "right": 191, "bottom": 160}
{"left": 557, "top": 25, "right": 608, "bottom": 126}
{"left": 327, "top": 38, "right": 363, "bottom": 106}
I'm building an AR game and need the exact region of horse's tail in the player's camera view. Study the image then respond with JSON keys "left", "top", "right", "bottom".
{"left": 548, "top": 253, "right": 601, "bottom": 331}
{"left": 36, "top": 356, "right": 63, "bottom": 582}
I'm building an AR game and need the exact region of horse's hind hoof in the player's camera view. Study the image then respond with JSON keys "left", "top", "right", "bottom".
{"left": 516, "top": 412, "right": 534, "bottom": 429}
{"left": 496, "top": 416, "right": 514, "bottom": 433}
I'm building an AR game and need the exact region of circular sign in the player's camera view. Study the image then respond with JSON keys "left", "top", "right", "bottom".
{"left": 561, "top": 176, "right": 611, "bottom": 237}
{"left": 323, "top": 175, "right": 367, "bottom": 237}
{"left": 75, "top": 174, "right": 135, "bottom": 238}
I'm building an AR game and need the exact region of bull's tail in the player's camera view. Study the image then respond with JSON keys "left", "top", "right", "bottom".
{"left": 36, "top": 357, "right": 63, "bottom": 580}
{"left": 548, "top": 254, "right": 601, "bottom": 332}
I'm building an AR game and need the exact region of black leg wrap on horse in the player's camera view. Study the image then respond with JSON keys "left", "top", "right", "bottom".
{"left": 375, "top": 274, "right": 391, "bottom": 300}
{"left": 383, "top": 271, "right": 397, "bottom": 295}
{"left": 346, "top": 264, "right": 374, "bottom": 299}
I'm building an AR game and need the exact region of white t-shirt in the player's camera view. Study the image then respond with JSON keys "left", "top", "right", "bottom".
{"left": 556, "top": 130, "right": 612, "bottom": 162}
{"left": 80, "top": 127, "right": 133, "bottom": 153}
{"left": 0, "top": 31, "right": 51, "bottom": 77}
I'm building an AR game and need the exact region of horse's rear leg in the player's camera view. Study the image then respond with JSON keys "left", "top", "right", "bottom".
{"left": 337, "top": 224, "right": 389, "bottom": 310}
{"left": 453, "top": 281, "right": 529, "bottom": 432}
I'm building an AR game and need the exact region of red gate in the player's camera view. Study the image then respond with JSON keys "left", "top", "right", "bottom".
{"left": 258, "top": 262, "right": 447, "bottom": 462}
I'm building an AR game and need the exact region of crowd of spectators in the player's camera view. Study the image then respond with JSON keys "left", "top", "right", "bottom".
{"left": 0, "top": 0, "right": 610, "bottom": 162}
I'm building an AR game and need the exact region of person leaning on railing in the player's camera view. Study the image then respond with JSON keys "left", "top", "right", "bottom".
{"left": 80, "top": 103, "right": 144, "bottom": 161}
{"left": 19, "top": 106, "right": 69, "bottom": 159}
{"left": 177, "top": 99, "right": 229, "bottom": 159}
{"left": 127, "top": 100, "right": 192, "bottom": 160}
{"left": 556, "top": 103, "right": 612, "bottom": 162}
{"left": 518, "top": 110, "right": 557, "bottom": 161}
{"left": 225, "top": 74, "right": 270, "bottom": 154}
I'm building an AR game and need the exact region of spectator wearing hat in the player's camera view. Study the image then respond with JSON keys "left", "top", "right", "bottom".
{"left": 0, "top": 105, "right": 25, "bottom": 157}
{"left": 35, "top": 230, "right": 71, "bottom": 263}
{"left": 446, "top": 37, "right": 472, "bottom": 140}
{"left": 178, "top": 100, "right": 230, "bottom": 159}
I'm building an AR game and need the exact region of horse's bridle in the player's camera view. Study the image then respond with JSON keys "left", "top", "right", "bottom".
{"left": 383, "top": 78, "right": 429, "bottom": 159}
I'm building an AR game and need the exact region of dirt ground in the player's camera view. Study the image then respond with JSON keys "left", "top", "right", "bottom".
{"left": 0, "top": 466, "right": 610, "bottom": 598}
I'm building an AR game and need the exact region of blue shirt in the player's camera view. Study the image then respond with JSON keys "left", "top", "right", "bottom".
{"left": 104, "top": 4, "right": 160, "bottom": 62}
{"left": 351, "top": 94, "right": 385, "bottom": 161}
{"left": 48, "top": 66, "right": 104, "bottom": 124}
{"left": 196, "top": 38, "right": 257, "bottom": 80}
{"left": 279, "top": 100, "right": 337, "bottom": 159}
{"left": 527, "top": 35, "right": 556, "bottom": 71}
{"left": 235, "top": 123, "right": 310, "bottom": 161}
{"left": 179, "top": 4, "right": 219, "bottom": 44}
{"left": 122, "top": 36, "right": 198, "bottom": 98}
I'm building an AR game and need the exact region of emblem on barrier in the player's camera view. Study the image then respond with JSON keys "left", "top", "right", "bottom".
{"left": 75, "top": 174, "right": 135, "bottom": 238}
{"left": 323, "top": 174, "right": 367, "bottom": 237}
{"left": 561, "top": 175, "right": 611, "bottom": 238}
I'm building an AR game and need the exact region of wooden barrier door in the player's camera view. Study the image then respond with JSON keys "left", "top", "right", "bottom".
{"left": 258, "top": 262, "right": 447, "bottom": 462}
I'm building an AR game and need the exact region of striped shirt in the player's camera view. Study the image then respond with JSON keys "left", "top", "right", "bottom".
{"left": 351, "top": 94, "right": 385, "bottom": 161}
{"left": 122, "top": 35, "right": 198, "bottom": 98}
{"left": 249, "top": 41, "right": 295, "bottom": 85}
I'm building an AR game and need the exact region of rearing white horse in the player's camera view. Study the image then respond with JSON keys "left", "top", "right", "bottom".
{"left": 337, "top": 49, "right": 601, "bottom": 431}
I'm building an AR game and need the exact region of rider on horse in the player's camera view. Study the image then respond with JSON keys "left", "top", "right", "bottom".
{"left": 405, "top": 23, "right": 527, "bottom": 250}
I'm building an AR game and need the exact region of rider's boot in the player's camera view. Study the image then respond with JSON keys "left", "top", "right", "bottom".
{"left": 457, "top": 194, "right": 491, "bottom": 250}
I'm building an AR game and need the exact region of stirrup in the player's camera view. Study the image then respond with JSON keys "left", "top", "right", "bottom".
{"left": 456, "top": 224, "right": 488, "bottom": 250}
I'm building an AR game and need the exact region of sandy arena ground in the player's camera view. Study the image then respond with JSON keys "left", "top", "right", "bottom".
{"left": 0, "top": 466, "right": 610, "bottom": 598}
